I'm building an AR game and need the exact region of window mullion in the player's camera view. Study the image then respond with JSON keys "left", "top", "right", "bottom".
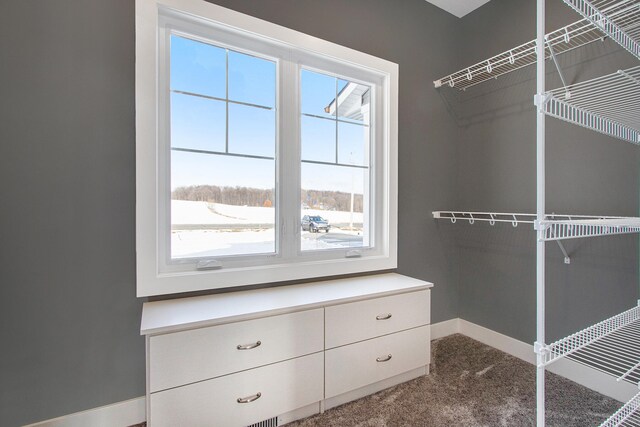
{"left": 225, "top": 49, "right": 229, "bottom": 154}
{"left": 278, "top": 55, "right": 301, "bottom": 260}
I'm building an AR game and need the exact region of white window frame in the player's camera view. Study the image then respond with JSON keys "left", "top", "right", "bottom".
{"left": 136, "top": 0, "right": 398, "bottom": 297}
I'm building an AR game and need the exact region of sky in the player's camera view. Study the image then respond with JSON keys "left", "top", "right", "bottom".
{"left": 169, "top": 34, "right": 370, "bottom": 194}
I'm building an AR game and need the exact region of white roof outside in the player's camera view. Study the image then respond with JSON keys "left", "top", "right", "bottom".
{"left": 325, "top": 82, "right": 370, "bottom": 122}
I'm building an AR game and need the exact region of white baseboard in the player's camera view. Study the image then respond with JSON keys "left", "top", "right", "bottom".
{"left": 24, "top": 397, "right": 145, "bottom": 427}
{"left": 433, "top": 318, "right": 637, "bottom": 403}
{"left": 430, "top": 318, "right": 460, "bottom": 339}
{"left": 458, "top": 319, "right": 536, "bottom": 364}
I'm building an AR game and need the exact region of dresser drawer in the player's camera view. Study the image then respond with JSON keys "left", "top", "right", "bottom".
{"left": 150, "top": 352, "right": 324, "bottom": 427}
{"left": 325, "top": 290, "right": 430, "bottom": 349}
{"left": 325, "top": 325, "right": 430, "bottom": 398}
{"left": 149, "top": 308, "right": 323, "bottom": 392}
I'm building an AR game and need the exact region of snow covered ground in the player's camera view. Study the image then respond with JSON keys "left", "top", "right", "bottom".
{"left": 170, "top": 200, "right": 365, "bottom": 258}
{"left": 171, "top": 200, "right": 363, "bottom": 227}
{"left": 172, "top": 229, "right": 276, "bottom": 258}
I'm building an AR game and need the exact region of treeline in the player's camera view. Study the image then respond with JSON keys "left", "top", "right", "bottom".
{"left": 172, "top": 185, "right": 274, "bottom": 207}
{"left": 172, "top": 185, "right": 363, "bottom": 212}
{"left": 302, "top": 189, "right": 363, "bottom": 213}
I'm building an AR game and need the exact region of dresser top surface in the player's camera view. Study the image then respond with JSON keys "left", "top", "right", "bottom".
{"left": 141, "top": 273, "right": 432, "bottom": 335}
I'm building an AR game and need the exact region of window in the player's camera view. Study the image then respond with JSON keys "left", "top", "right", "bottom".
{"left": 136, "top": 0, "right": 398, "bottom": 296}
{"left": 301, "top": 70, "right": 371, "bottom": 251}
{"left": 169, "top": 35, "right": 277, "bottom": 260}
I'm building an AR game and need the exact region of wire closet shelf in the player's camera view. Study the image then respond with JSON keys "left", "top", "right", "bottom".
{"left": 537, "top": 1, "right": 640, "bottom": 426}
{"left": 562, "top": 0, "right": 640, "bottom": 61}
{"left": 599, "top": 391, "right": 640, "bottom": 426}
{"left": 431, "top": 0, "right": 640, "bottom": 425}
{"left": 433, "top": 17, "right": 606, "bottom": 91}
{"left": 433, "top": 0, "right": 640, "bottom": 92}
{"left": 540, "top": 305, "right": 640, "bottom": 385}
{"left": 432, "top": 211, "right": 640, "bottom": 241}
{"left": 543, "top": 65, "right": 640, "bottom": 144}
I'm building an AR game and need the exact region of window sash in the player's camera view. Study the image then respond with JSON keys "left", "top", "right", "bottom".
{"left": 299, "top": 67, "right": 374, "bottom": 252}
{"left": 166, "top": 33, "right": 279, "bottom": 261}
{"left": 158, "top": 15, "right": 384, "bottom": 273}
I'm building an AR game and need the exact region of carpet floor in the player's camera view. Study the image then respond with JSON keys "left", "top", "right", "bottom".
{"left": 289, "top": 334, "right": 622, "bottom": 427}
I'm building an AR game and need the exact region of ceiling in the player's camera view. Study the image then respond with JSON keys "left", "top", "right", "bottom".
{"left": 425, "top": 0, "right": 491, "bottom": 18}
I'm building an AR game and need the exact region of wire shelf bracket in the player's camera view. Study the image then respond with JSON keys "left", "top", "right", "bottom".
{"left": 561, "top": 0, "right": 640, "bottom": 61}
{"left": 547, "top": 38, "right": 572, "bottom": 97}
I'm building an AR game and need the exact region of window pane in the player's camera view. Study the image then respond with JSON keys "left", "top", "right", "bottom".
{"left": 337, "top": 80, "right": 370, "bottom": 124}
{"left": 338, "top": 121, "right": 369, "bottom": 167}
{"left": 301, "top": 69, "right": 336, "bottom": 119}
{"left": 228, "top": 103, "right": 275, "bottom": 158}
{"left": 228, "top": 51, "right": 276, "bottom": 108}
{"left": 301, "top": 115, "right": 336, "bottom": 163}
{"left": 301, "top": 163, "right": 369, "bottom": 251}
{"left": 171, "top": 93, "right": 226, "bottom": 152}
{"left": 170, "top": 35, "right": 225, "bottom": 98}
{"left": 171, "top": 151, "right": 275, "bottom": 259}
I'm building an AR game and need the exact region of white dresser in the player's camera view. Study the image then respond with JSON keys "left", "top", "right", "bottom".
{"left": 140, "top": 273, "right": 433, "bottom": 427}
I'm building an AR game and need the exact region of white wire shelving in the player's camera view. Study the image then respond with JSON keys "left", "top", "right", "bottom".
{"left": 434, "top": 17, "right": 606, "bottom": 91}
{"left": 432, "top": 1, "right": 640, "bottom": 425}
{"left": 432, "top": 211, "right": 640, "bottom": 241}
{"left": 539, "top": 305, "right": 640, "bottom": 385}
{"left": 542, "top": 65, "right": 640, "bottom": 144}
{"left": 539, "top": 216, "right": 640, "bottom": 240}
{"left": 561, "top": 0, "right": 640, "bottom": 61}
{"left": 535, "top": 2, "right": 640, "bottom": 426}
{"left": 600, "top": 392, "right": 640, "bottom": 427}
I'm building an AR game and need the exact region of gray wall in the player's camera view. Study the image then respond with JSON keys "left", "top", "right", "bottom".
{"left": 0, "top": 2, "right": 143, "bottom": 427}
{"left": 5, "top": 0, "right": 634, "bottom": 424}
{"left": 452, "top": 0, "right": 640, "bottom": 343}
{"left": 0, "top": 1, "right": 461, "bottom": 425}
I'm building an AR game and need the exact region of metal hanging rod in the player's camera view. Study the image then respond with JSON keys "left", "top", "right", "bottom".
{"left": 543, "top": 65, "right": 640, "bottom": 144}
{"left": 433, "top": 211, "right": 633, "bottom": 226}
{"left": 561, "top": 0, "right": 640, "bottom": 61}
{"left": 433, "top": 211, "right": 640, "bottom": 244}
{"left": 432, "top": 212, "right": 566, "bottom": 262}
{"left": 433, "top": 211, "right": 536, "bottom": 226}
{"left": 434, "top": 17, "right": 606, "bottom": 91}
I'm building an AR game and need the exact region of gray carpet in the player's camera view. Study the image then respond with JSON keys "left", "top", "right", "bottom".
{"left": 290, "top": 334, "right": 621, "bottom": 427}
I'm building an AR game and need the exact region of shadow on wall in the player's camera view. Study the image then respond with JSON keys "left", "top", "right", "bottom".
{"left": 437, "top": 219, "right": 638, "bottom": 341}
{"left": 436, "top": 40, "right": 629, "bottom": 127}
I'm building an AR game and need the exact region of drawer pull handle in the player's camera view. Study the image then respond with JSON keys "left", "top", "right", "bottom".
{"left": 376, "top": 354, "right": 393, "bottom": 363}
{"left": 376, "top": 313, "right": 392, "bottom": 320}
{"left": 237, "top": 392, "right": 262, "bottom": 403}
{"left": 237, "top": 341, "right": 262, "bottom": 350}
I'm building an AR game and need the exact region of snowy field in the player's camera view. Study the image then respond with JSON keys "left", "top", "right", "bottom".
{"left": 171, "top": 200, "right": 363, "bottom": 227}
{"left": 171, "top": 200, "right": 365, "bottom": 258}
